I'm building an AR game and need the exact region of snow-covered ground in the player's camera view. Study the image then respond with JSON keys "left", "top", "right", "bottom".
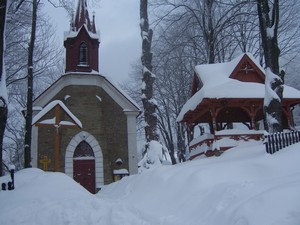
{"left": 1, "top": 141, "right": 300, "bottom": 225}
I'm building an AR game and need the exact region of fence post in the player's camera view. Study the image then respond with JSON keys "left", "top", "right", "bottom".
{"left": 271, "top": 134, "right": 275, "bottom": 154}
{"left": 265, "top": 130, "right": 300, "bottom": 154}
{"left": 277, "top": 133, "right": 282, "bottom": 150}
{"left": 264, "top": 135, "right": 269, "bottom": 153}
{"left": 289, "top": 133, "right": 292, "bottom": 145}
{"left": 275, "top": 133, "right": 279, "bottom": 153}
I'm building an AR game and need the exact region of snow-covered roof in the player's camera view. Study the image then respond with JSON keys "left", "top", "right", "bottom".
{"left": 195, "top": 53, "right": 264, "bottom": 87}
{"left": 32, "top": 100, "right": 82, "bottom": 128}
{"left": 177, "top": 53, "right": 300, "bottom": 122}
{"left": 104, "top": 75, "right": 140, "bottom": 110}
{"left": 33, "top": 73, "right": 140, "bottom": 114}
{"left": 64, "top": 24, "right": 100, "bottom": 41}
{"left": 113, "top": 169, "right": 129, "bottom": 175}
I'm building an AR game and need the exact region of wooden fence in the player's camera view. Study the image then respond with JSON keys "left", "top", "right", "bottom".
{"left": 264, "top": 131, "right": 300, "bottom": 154}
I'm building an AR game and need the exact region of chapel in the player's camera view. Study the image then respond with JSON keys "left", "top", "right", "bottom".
{"left": 31, "top": 0, "right": 140, "bottom": 193}
{"left": 177, "top": 53, "right": 300, "bottom": 159}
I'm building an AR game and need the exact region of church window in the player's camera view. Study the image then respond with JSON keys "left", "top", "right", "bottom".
{"left": 74, "top": 141, "right": 94, "bottom": 158}
{"left": 79, "top": 42, "right": 88, "bottom": 65}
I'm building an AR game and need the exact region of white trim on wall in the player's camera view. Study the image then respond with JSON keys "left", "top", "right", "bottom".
{"left": 65, "top": 131, "right": 104, "bottom": 189}
{"left": 34, "top": 74, "right": 139, "bottom": 112}
{"left": 124, "top": 111, "right": 138, "bottom": 174}
{"left": 31, "top": 126, "right": 38, "bottom": 168}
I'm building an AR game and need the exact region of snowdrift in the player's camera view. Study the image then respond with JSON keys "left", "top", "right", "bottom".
{"left": 1, "top": 142, "right": 300, "bottom": 225}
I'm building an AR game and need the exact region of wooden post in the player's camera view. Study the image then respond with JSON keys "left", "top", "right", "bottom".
{"left": 210, "top": 106, "right": 218, "bottom": 134}
{"left": 242, "top": 104, "right": 261, "bottom": 130}
{"left": 282, "top": 106, "right": 293, "bottom": 129}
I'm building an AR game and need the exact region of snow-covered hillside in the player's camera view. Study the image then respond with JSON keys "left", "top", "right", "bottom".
{"left": 1, "top": 142, "right": 300, "bottom": 225}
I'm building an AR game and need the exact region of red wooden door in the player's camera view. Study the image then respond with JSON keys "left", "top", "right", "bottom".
{"left": 73, "top": 159, "right": 95, "bottom": 194}
{"left": 73, "top": 141, "right": 96, "bottom": 194}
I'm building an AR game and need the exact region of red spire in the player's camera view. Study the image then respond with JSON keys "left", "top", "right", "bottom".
{"left": 72, "top": 0, "right": 96, "bottom": 33}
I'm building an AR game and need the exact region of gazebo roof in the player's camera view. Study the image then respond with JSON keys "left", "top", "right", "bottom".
{"left": 177, "top": 53, "right": 300, "bottom": 123}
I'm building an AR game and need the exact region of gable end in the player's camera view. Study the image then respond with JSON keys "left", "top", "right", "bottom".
{"left": 229, "top": 54, "right": 265, "bottom": 84}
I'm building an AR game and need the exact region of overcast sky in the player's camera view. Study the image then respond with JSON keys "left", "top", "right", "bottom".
{"left": 44, "top": 0, "right": 141, "bottom": 83}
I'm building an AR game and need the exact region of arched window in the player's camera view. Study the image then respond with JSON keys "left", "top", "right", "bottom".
{"left": 73, "top": 141, "right": 94, "bottom": 158}
{"left": 79, "top": 42, "right": 88, "bottom": 65}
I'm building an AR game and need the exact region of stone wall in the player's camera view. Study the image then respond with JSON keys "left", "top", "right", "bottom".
{"left": 37, "top": 85, "right": 128, "bottom": 184}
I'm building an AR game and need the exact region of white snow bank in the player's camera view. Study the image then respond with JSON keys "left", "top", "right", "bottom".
{"left": 99, "top": 142, "right": 300, "bottom": 225}
{"left": 0, "top": 169, "right": 151, "bottom": 225}
{"left": 1, "top": 142, "right": 300, "bottom": 225}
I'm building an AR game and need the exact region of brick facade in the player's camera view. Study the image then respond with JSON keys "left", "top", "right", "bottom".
{"left": 64, "top": 27, "right": 99, "bottom": 73}
{"left": 37, "top": 85, "right": 129, "bottom": 184}
{"left": 33, "top": 1, "right": 139, "bottom": 190}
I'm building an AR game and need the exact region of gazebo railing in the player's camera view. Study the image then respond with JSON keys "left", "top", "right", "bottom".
{"left": 189, "top": 134, "right": 215, "bottom": 159}
{"left": 264, "top": 131, "right": 300, "bottom": 154}
{"left": 188, "top": 130, "right": 264, "bottom": 159}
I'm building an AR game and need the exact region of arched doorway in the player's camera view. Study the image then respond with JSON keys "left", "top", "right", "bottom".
{"left": 65, "top": 131, "right": 104, "bottom": 193}
{"left": 73, "top": 141, "right": 95, "bottom": 193}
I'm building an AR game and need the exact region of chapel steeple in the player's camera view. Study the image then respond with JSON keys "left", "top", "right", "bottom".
{"left": 72, "top": 0, "right": 96, "bottom": 33}
{"left": 64, "top": 0, "right": 99, "bottom": 73}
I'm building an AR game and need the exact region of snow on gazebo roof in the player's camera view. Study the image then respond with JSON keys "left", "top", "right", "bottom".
{"left": 177, "top": 53, "right": 300, "bottom": 122}
{"left": 195, "top": 53, "right": 264, "bottom": 87}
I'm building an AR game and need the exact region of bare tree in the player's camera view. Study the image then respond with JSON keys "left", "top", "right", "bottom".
{"left": 4, "top": 108, "right": 25, "bottom": 170}
{"left": 151, "top": 0, "right": 251, "bottom": 64}
{"left": 23, "top": 0, "right": 39, "bottom": 168}
{"left": 0, "top": 0, "right": 9, "bottom": 175}
{"left": 3, "top": 0, "right": 65, "bottom": 170}
{"left": 46, "top": 0, "right": 100, "bottom": 22}
{"left": 6, "top": 1, "right": 63, "bottom": 87}
{"left": 146, "top": 0, "right": 300, "bottom": 154}
{"left": 5, "top": 2, "right": 32, "bottom": 87}
{"left": 257, "top": 0, "right": 283, "bottom": 133}
{"left": 146, "top": 0, "right": 249, "bottom": 162}
{"left": 140, "top": 0, "right": 159, "bottom": 142}
{"left": 2, "top": 0, "right": 63, "bottom": 172}
{"left": 124, "top": 0, "right": 300, "bottom": 164}
{"left": 152, "top": 33, "right": 194, "bottom": 163}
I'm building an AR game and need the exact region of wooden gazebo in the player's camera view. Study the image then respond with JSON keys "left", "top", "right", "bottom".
{"left": 177, "top": 53, "right": 300, "bottom": 159}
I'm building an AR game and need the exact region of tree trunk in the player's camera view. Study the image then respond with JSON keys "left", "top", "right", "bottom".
{"left": 177, "top": 124, "right": 186, "bottom": 162}
{"left": 140, "top": 0, "right": 159, "bottom": 142}
{"left": 257, "top": 0, "right": 283, "bottom": 133}
{"left": 206, "top": 0, "right": 215, "bottom": 64}
{"left": 0, "top": 0, "right": 8, "bottom": 176}
{"left": 24, "top": 0, "right": 38, "bottom": 168}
